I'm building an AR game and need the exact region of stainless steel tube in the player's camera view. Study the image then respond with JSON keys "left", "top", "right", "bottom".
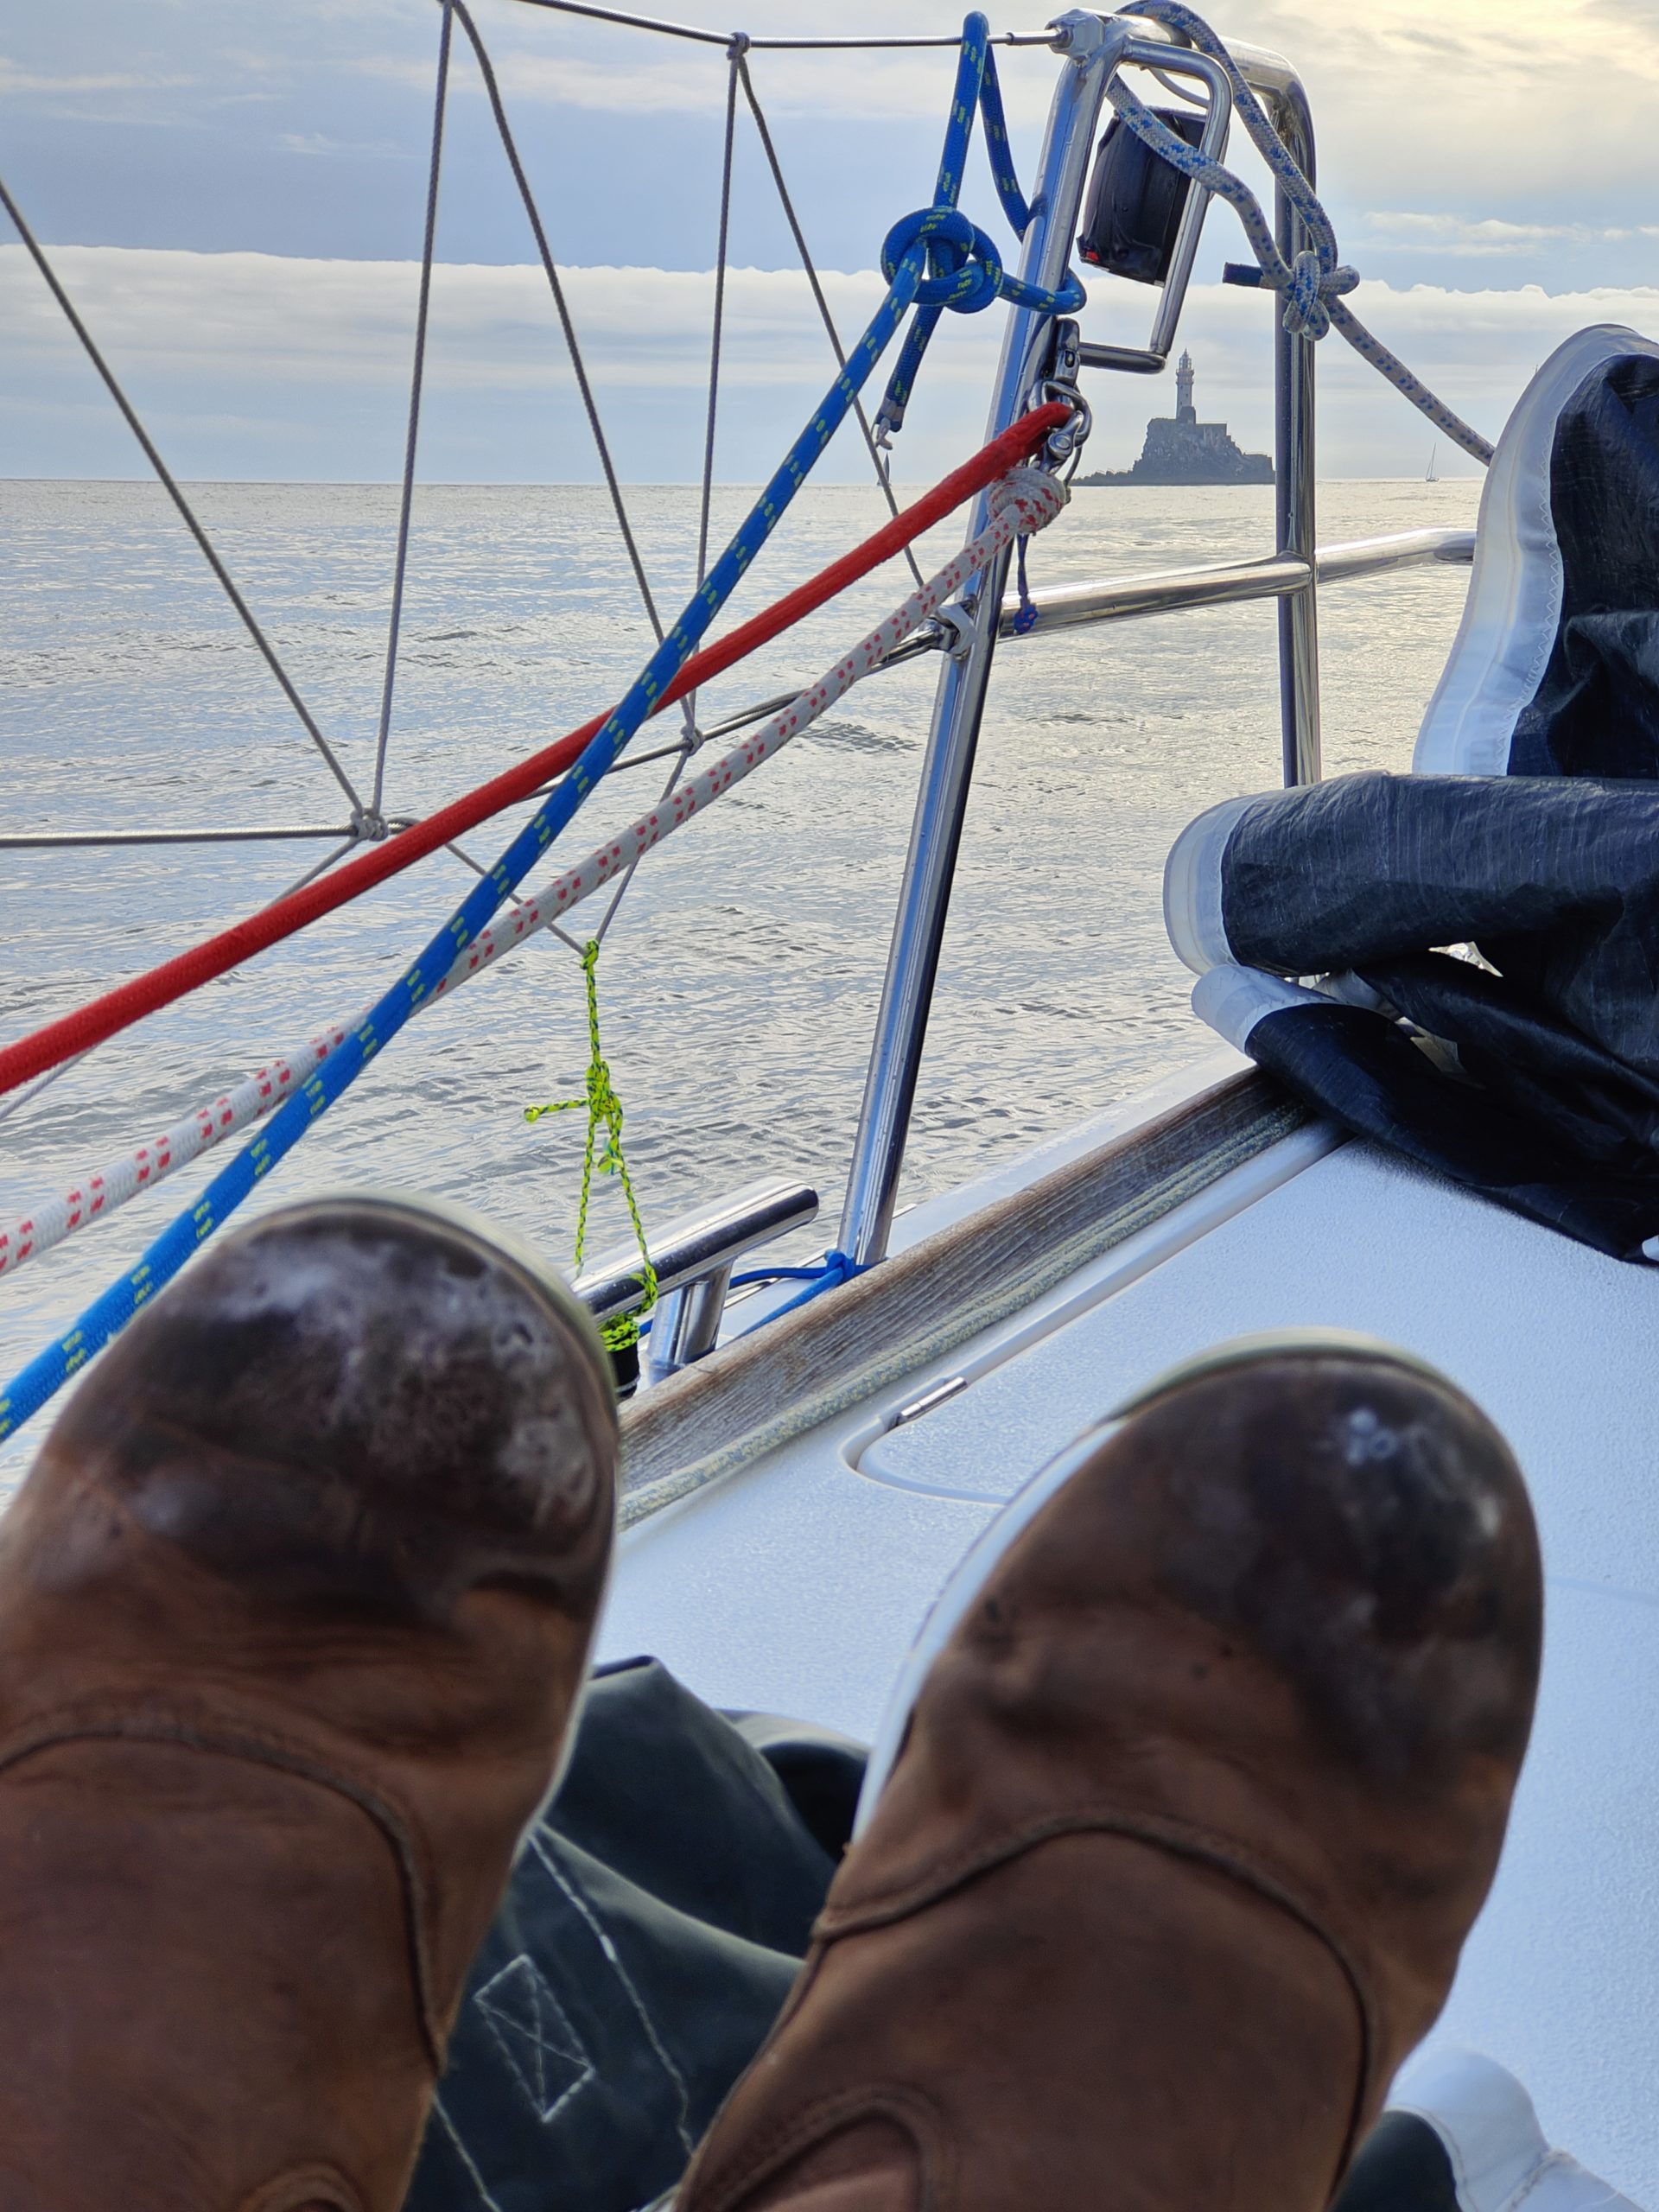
{"left": 1135, "top": 44, "right": 1232, "bottom": 362}
{"left": 1270, "top": 73, "right": 1322, "bottom": 785}
{"left": 572, "top": 1176, "right": 818, "bottom": 1326}
{"left": 836, "top": 22, "right": 1118, "bottom": 1272}
{"left": 995, "top": 526, "right": 1473, "bottom": 637}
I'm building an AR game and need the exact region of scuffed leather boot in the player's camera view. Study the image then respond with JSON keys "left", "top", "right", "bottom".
{"left": 0, "top": 1195, "right": 617, "bottom": 2211}
{"left": 679, "top": 1333, "right": 1542, "bottom": 2212}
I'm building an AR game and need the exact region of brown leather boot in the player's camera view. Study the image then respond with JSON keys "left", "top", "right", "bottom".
{"left": 678, "top": 1332, "right": 1542, "bottom": 2212}
{"left": 0, "top": 1195, "right": 617, "bottom": 2212}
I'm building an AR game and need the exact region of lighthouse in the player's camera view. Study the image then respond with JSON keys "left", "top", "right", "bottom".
{"left": 1176, "top": 349, "right": 1198, "bottom": 426}
{"left": 1076, "top": 348, "right": 1274, "bottom": 486}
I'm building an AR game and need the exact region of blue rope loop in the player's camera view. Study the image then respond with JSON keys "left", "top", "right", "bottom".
{"left": 1010, "top": 532, "right": 1039, "bottom": 636}
{"left": 874, "top": 10, "right": 1087, "bottom": 440}
{"left": 882, "top": 207, "right": 1005, "bottom": 315}
{"left": 1101, "top": 0, "right": 1493, "bottom": 464}
{"left": 0, "top": 10, "right": 1075, "bottom": 1448}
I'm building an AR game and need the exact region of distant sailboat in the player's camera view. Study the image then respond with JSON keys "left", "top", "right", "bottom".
{"left": 1426, "top": 442, "right": 1441, "bottom": 483}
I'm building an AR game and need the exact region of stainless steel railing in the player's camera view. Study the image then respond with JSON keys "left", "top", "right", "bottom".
{"left": 836, "top": 12, "right": 1124, "bottom": 1277}
{"left": 997, "top": 526, "right": 1474, "bottom": 638}
{"left": 836, "top": 14, "right": 1337, "bottom": 1274}
{"left": 573, "top": 1177, "right": 819, "bottom": 1381}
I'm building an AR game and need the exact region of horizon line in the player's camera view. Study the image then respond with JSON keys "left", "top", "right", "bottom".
{"left": 0, "top": 473, "right": 1486, "bottom": 489}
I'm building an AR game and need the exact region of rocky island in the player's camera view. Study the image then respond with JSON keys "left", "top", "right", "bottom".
{"left": 1078, "top": 352, "right": 1274, "bottom": 486}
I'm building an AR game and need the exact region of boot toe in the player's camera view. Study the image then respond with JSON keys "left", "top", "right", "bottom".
{"left": 43, "top": 1193, "right": 618, "bottom": 1617}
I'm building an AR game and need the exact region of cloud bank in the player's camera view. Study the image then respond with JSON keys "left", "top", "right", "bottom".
{"left": 5, "top": 242, "right": 1658, "bottom": 483}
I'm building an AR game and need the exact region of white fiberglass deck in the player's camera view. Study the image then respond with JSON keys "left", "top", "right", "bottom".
{"left": 600, "top": 1066, "right": 1659, "bottom": 2202}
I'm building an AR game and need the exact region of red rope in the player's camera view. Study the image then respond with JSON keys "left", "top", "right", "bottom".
{"left": 0, "top": 404, "right": 1069, "bottom": 1099}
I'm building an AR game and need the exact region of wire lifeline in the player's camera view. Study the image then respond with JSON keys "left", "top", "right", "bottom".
{"left": 1103, "top": 0, "right": 1495, "bottom": 467}
{"left": 694, "top": 41, "right": 743, "bottom": 620}
{"left": 0, "top": 177, "right": 367, "bottom": 818}
{"left": 525, "top": 942, "right": 659, "bottom": 1349}
{"left": 0, "top": 468, "right": 1063, "bottom": 1294}
{"left": 449, "top": 0, "right": 674, "bottom": 648}
{"left": 0, "top": 204, "right": 1076, "bottom": 1434}
{"left": 874, "top": 10, "right": 1085, "bottom": 440}
{"left": 579, "top": 30, "right": 756, "bottom": 938}
{"left": 500, "top": 0, "right": 1060, "bottom": 47}
{"left": 735, "top": 56, "right": 925, "bottom": 593}
{"left": 371, "top": 1, "right": 454, "bottom": 822}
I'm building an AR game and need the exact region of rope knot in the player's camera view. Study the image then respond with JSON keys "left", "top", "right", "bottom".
{"left": 1280, "top": 251, "right": 1360, "bottom": 340}
{"left": 989, "top": 466, "right": 1067, "bottom": 537}
{"left": 882, "top": 207, "right": 1004, "bottom": 316}
{"left": 524, "top": 938, "right": 658, "bottom": 1349}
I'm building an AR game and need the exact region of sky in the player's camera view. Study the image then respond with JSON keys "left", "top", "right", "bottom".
{"left": 4, "top": 0, "right": 1659, "bottom": 480}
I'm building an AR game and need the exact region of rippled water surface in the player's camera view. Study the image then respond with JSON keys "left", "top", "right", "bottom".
{"left": 0, "top": 474, "right": 1481, "bottom": 1478}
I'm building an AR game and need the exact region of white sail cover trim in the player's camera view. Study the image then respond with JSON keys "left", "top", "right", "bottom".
{"left": 1414, "top": 325, "right": 1659, "bottom": 779}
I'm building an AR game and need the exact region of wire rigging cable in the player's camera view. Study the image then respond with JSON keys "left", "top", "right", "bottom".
{"left": 0, "top": 176, "right": 366, "bottom": 817}
{"left": 448, "top": 0, "right": 676, "bottom": 645}
{"left": 735, "top": 55, "right": 925, "bottom": 593}
{"left": 372, "top": 0, "right": 455, "bottom": 822}
{"left": 694, "top": 41, "right": 743, "bottom": 619}
{"left": 501, "top": 0, "right": 1059, "bottom": 48}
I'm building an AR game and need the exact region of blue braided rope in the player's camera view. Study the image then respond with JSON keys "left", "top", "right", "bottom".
{"left": 1108, "top": 0, "right": 1495, "bottom": 467}
{"left": 742, "top": 1249, "right": 862, "bottom": 1327}
{"left": 875, "top": 12, "right": 1086, "bottom": 439}
{"left": 0, "top": 14, "right": 1077, "bottom": 1447}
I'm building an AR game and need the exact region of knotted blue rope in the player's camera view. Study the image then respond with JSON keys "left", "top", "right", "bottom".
{"left": 0, "top": 13, "right": 1077, "bottom": 1446}
{"left": 742, "top": 1248, "right": 864, "bottom": 1327}
{"left": 1106, "top": 0, "right": 1495, "bottom": 467}
{"left": 874, "top": 13, "right": 1086, "bottom": 440}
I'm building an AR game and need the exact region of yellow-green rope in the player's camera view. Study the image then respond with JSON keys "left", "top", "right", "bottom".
{"left": 525, "top": 939, "right": 658, "bottom": 1351}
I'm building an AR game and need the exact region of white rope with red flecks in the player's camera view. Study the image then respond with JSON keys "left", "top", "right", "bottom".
{"left": 0, "top": 1027, "right": 355, "bottom": 1281}
{"left": 0, "top": 466, "right": 1064, "bottom": 1287}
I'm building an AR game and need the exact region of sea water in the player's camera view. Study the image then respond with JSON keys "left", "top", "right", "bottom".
{"left": 0, "top": 474, "right": 1480, "bottom": 1479}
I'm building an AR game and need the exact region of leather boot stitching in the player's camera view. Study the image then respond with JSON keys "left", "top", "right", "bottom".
{"left": 690, "top": 2083, "right": 944, "bottom": 2212}
{"left": 0, "top": 1712, "right": 447, "bottom": 2071}
{"left": 819, "top": 1804, "right": 1376, "bottom": 2182}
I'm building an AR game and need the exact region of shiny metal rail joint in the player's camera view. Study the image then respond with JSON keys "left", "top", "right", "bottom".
{"left": 572, "top": 1176, "right": 819, "bottom": 1382}
{"left": 998, "top": 526, "right": 1475, "bottom": 638}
